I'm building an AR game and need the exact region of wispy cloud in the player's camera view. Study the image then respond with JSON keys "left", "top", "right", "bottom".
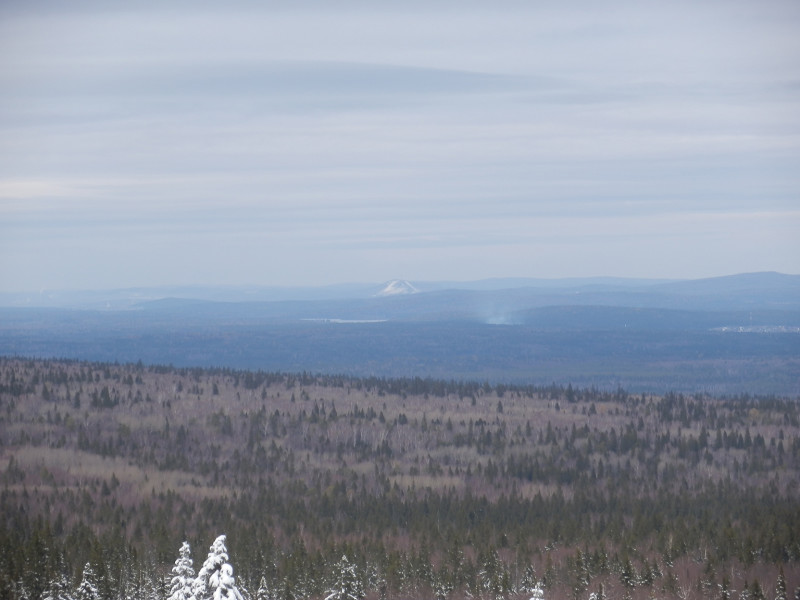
{"left": 1, "top": 1, "right": 799, "bottom": 290}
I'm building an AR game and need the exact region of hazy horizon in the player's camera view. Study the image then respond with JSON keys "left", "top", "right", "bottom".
{"left": 2, "top": 1, "right": 799, "bottom": 292}
{"left": 3, "top": 270, "right": 799, "bottom": 297}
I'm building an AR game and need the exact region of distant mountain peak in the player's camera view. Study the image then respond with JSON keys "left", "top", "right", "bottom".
{"left": 375, "top": 280, "right": 420, "bottom": 297}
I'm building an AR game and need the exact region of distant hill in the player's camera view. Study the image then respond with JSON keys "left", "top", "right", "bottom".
{"left": 1, "top": 271, "right": 797, "bottom": 312}
{"left": 1, "top": 272, "right": 798, "bottom": 394}
{"left": 125, "top": 271, "right": 800, "bottom": 322}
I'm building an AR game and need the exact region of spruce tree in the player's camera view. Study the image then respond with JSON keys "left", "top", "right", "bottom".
{"left": 256, "top": 576, "right": 271, "bottom": 600}
{"left": 324, "top": 555, "right": 365, "bottom": 600}
{"left": 720, "top": 576, "right": 731, "bottom": 600}
{"left": 74, "top": 564, "right": 100, "bottom": 600}
{"left": 478, "top": 549, "right": 506, "bottom": 600}
{"left": 519, "top": 565, "right": 537, "bottom": 595}
{"left": 277, "top": 577, "right": 295, "bottom": 600}
{"left": 528, "top": 581, "right": 545, "bottom": 600}
{"left": 433, "top": 575, "right": 451, "bottom": 600}
{"left": 168, "top": 541, "right": 195, "bottom": 600}
{"left": 194, "top": 535, "right": 243, "bottom": 600}
{"left": 775, "top": 568, "right": 787, "bottom": 600}
{"left": 43, "top": 573, "right": 73, "bottom": 600}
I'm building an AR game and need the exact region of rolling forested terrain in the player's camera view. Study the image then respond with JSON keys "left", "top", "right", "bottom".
{"left": 1, "top": 357, "right": 798, "bottom": 599}
{"left": 1, "top": 273, "right": 799, "bottom": 397}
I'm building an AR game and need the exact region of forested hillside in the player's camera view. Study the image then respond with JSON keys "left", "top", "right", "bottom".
{"left": 1, "top": 358, "right": 798, "bottom": 599}
{"left": 3, "top": 272, "right": 799, "bottom": 396}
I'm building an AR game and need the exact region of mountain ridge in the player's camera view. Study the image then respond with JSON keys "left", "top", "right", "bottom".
{"left": 2, "top": 270, "right": 798, "bottom": 394}
{"left": 1, "top": 271, "right": 796, "bottom": 309}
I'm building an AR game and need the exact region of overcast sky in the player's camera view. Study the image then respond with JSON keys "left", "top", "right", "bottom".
{"left": 1, "top": 1, "right": 798, "bottom": 291}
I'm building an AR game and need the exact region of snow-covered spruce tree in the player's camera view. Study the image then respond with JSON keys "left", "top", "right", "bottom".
{"left": 168, "top": 541, "right": 196, "bottom": 600}
{"left": 478, "top": 548, "right": 507, "bottom": 600}
{"left": 194, "top": 535, "right": 243, "bottom": 600}
{"left": 519, "top": 564, "right": 537, "bottom": 596}
{"left": 619, "top": 558, "right": 636, "bottom": 600}
{"left": 13, "top": 580, "right": 31, "bottom": 600}
{"left": 194, "top": 536, "right": 227, "bottom": 598}
{"left": 43, "top": 572, "right": 73, "bottom": 600}
{"left": 74, "top": 564, "right": 101, "bottom": 600}
{"left": 776, "top": 568, "right": 788, "bottom": 600}
{"left": 122, "top": 562, "right": 159, "bottom": 600}
{"left": 432, "top": 575, "right": 452, "bottom": 600}
{"left": 528, "top": 581, "right": 545, "bottom": 600}
{"left": 324, "top": 555, "right": 365, "bottom": 600}
{"left": 146, "top": 573, "right": 168, "bottom": 600}
{"left": 256, "top": 576, "right": 271, "bottom": 600}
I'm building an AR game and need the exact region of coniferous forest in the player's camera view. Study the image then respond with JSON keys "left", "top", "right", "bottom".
{"left": 1, "top": 357, "right": 798, "bottom": 599}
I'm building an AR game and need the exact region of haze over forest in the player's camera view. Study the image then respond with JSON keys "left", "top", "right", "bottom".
{"left": 2, "top": 272, "right": 799, "bottom": 396}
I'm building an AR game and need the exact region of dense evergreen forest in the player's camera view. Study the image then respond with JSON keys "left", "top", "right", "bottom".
{"left": 1, "top": 357, "right": 798, "bottom": 599}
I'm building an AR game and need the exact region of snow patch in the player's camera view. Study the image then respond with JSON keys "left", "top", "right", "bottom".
{"left": 374, "top": 280, "right": 419, "bottom": 297}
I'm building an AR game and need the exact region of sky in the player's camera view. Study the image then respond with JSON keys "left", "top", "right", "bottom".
{"left": 1, "top": 1, "right": 799, "bottom": 292}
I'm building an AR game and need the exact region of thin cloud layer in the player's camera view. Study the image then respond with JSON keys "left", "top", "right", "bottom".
{"left": 1, "top": 1, "right": 798, "bottom": 290}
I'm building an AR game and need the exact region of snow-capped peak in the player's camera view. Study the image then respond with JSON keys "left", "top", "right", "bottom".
{"left": 374, "top": 280, "right": 419, "bottom": 297}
